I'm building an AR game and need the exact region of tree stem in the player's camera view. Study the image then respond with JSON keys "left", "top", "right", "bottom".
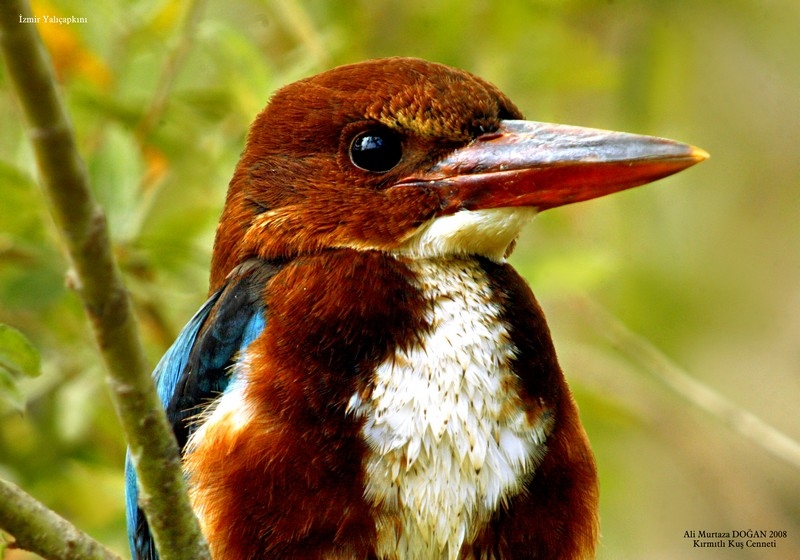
{"left": 0, "top": 2, "right": 210, "bottom": 559}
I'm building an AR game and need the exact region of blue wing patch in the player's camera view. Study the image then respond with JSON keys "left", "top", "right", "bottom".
{"left": 126, "top": 260, "right": 281, "bottom": 560}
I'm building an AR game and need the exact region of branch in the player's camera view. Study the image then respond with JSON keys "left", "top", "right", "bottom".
{"left": 0, "top": 478, "right": 120, "bottom": 560}
{"left": 271, "top": 0, "right": 329, "bottom": 67}
{"left": 135, "top": 0, "right": 208, "bottom": 142}
{"left": 0, "top": 2, "right": 210, "bottom": 559}
{"left": 577, "top": 296, "right": 800, "bottom": 470}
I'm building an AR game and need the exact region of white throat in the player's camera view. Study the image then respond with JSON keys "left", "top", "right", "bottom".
{"left": 397, "top": 207, "right": 538, "bottom": 261}
{"left": 349, "top": 258, "right": 552, "bottom": 560}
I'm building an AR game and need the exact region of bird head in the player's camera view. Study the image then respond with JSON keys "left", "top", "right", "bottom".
{"left": 210, "top": 57, "right": 706, "bottom": 290}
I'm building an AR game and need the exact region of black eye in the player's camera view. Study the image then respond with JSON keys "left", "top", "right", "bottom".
{"left": 349, "top": 129, "right": 402, "bottom": 172}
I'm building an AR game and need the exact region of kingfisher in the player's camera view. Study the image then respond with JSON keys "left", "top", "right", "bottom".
{"left": 126, "top": 57, "right": 706, "bottom": 560}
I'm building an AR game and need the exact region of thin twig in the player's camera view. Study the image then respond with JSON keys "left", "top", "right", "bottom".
{"left": 0, "top": 478, "right": 121, "bottom": 560}
{"left": 271, "top": 0, "right": 329, "bottom": 67}
{"left": 0, "top": 2, "right": 210, "bottom": 559}
{"left": 577, "top": 296, "right": 800, "bottom": 470}
{"left": 130, "top": 0, "right": 207, "bottom": 246}
{"left": 135, "top": 0, "right": 208, "bottom": 142}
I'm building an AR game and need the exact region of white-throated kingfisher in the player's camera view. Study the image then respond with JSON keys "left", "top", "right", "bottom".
{"left": 126, "top": 57, "right": 706, "bottom": 560}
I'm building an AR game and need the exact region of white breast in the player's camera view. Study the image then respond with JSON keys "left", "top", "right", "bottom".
{"left": 350, "top": 258, "right": 552, "bottom": 560}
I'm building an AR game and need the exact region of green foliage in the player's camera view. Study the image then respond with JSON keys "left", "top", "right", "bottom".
{"left": 0, "top": 324, "right": 41, "bottom": 411}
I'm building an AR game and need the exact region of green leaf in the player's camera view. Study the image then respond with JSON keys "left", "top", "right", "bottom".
{"left": 0, "top": 324, "right": 42, "bottom": 409}
{"left": 0, "top": 324, "right": 41, "bottom": 378}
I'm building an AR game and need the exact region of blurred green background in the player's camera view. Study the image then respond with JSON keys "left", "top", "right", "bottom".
{"left": 1, "top": 0, "right": 798, "bottom": 558}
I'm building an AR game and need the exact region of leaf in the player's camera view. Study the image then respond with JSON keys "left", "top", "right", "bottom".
{"left": 0, "top": 324, "right": 42, "bottom": 410}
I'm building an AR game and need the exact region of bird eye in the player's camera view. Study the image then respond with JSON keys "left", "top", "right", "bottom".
{"left": 349, "top": 129, "right": 402, "bottom": 172}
